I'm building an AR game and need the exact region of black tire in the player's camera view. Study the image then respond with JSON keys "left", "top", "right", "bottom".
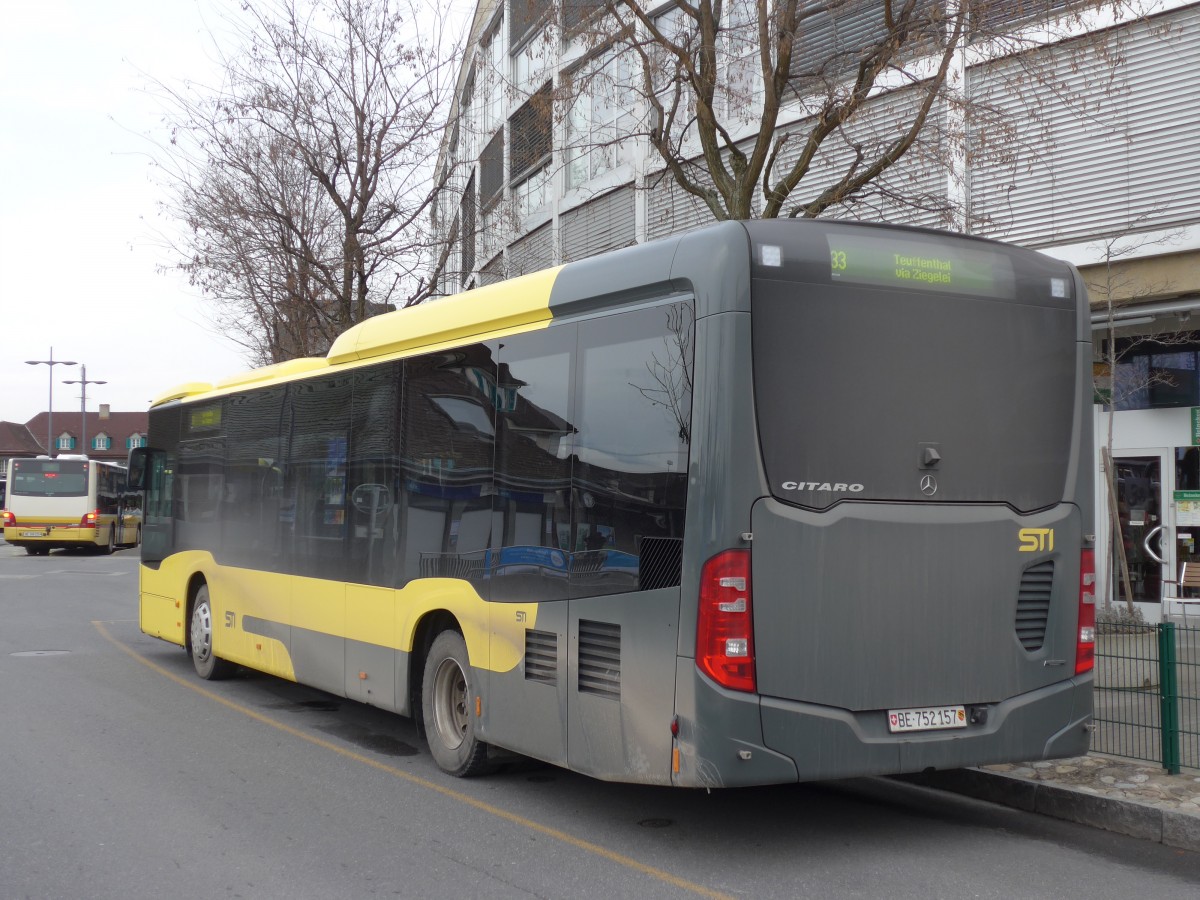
{"left": 421, "top": 630, "right": 489, "bottom": 777}
{"left": 25, "top": 546, "right": 50, "bottom": 556}
{"left": 103, "top": 527, "right": 116, "bottom": 555}
{"left": 189, "top": 585, "right": 235, "bottom": 680}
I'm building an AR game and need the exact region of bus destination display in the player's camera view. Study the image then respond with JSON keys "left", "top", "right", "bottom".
{"left": 827, "top": 232, "right": 1015, "bottom": 299}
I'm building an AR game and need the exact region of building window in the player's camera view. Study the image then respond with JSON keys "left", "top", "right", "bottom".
{"left": 566, "top": 50, "right": 634, "bottom": 190}
{"left": 514, "top": 165, "right": 550, "bottom": 227}
{"left": 509, "top": 0, "right": 546, "bottom": 50}
{"left": 461, "top": 174, "right": 476, "bottom": 283}
{"left": 1109, "top": 337, "right": 1200, "bottom": 411}
{"left": 92, "top": 433, "right": 112, "bottom": 451}
{"left": 510, "top": 84, "right": 553, "bottom": 185}
{"left": 480, "top": 20, "right": 505, "bottom": 138}
{"left": 563, "top": 0, "right": 603, "bottom": 36}
{"left": 480, "top": 129, "right": 505, "bottom": 208}
{"left": 56, "top": 433, "right": 76, "bottom": 451}
{"left": 127, "top": 434, "right": 147, "bottom": 450}
{"left": 512, "top": 28, "right": 551, "bottom": 96}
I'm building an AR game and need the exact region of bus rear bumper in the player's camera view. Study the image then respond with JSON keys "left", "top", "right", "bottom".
{"left": 3, "top": 525, "right": 99, "bottom": 549}
{"left": 758, "top": 675, "right": 1093, "bottom": 783}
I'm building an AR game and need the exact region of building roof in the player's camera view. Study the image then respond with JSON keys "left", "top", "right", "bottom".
{"left": 0, "top": 421, "right": 45, "bottom": 457}
{"left": 9, "top": 411, "right": 149, "bottom": 463}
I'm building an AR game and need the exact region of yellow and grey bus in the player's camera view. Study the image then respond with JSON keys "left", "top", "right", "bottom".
{"left": 3, "top": 456, "right": 141, "bottom": 555}
{"left": 128, "top": 219, "right": 1095, "bottom": 786}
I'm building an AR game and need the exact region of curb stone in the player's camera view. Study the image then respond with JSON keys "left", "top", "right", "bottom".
{"left": 898, "top": 767, "right": 1200, "bottom": 853}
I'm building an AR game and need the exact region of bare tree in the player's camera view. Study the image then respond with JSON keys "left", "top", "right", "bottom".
{"left": 152, "top": 0, "right": 462, "bottom": 363}
{"left": 484, "top": 0, "right": 1144, "bottom": 231}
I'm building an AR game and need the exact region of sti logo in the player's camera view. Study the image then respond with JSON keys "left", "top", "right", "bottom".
{"left": 1018, "top": 528, "right": 1054, "bottom": 552}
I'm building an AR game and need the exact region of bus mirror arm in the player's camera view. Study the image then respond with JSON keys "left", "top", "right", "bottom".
{"left": 1143, "top": 524, "right": 1167, "bottom": 565}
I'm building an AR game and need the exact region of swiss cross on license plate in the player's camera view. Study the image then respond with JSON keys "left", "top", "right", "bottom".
{"left": 887, "top": 705, "right": 967, "bottom": 733}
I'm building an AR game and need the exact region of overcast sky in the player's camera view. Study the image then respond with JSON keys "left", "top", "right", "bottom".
{"left": 0, "top": 0, "right": 249, "bottom": 424}
{"left": 0, "top": 0, "right": 470, "bottom": 427}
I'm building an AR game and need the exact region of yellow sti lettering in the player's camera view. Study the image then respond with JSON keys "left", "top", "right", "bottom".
{"left": 1018, "top": 528, "right": 1054, "bottom": 552}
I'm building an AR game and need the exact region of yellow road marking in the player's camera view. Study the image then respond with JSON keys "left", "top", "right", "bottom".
{"left": 93, "top": 620, "right": 732, "bottom": 900}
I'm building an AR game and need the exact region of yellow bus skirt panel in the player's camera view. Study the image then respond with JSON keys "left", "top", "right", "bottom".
{"left": 140, "top": 553, "right": 538, "bottom": 679}
{"left": 393, "top": 578, "right": 537, "bottom": 674}
{"left": 346, "top": 582, "right": 396, "bottom": 648}
{"left": 137, "top": 552, "right": 296, "bottom": 680}
{"left": 139, "top": 551, "right": 215, "bottom": 647}
{"left": 139, "top": 587, "right": 186, "bottom": 646}
{"left": 211, "top": 566, "right": 297, "bottom": 680}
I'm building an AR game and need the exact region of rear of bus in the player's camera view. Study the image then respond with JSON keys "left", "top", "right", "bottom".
{"left": 682, "top": 221, "right": 1094, "bottom": 785}
{"left": 1, "top": 457, "right": 102, "bottom": 554}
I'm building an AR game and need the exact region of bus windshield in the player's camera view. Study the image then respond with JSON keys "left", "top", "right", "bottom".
{"left": 10, "top": 459, "right": 88, "bottom": 497}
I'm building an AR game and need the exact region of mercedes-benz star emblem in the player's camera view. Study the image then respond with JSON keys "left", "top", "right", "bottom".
{"left": 920, "top": 474, "right": 938, "bottom": 496}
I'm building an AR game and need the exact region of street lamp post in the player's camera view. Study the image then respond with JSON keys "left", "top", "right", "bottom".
{"left": 25, "top": 348, "right": 78, "bottom": 457}
{"left": 62, "top": 365, "right": 107, "bottom": 455}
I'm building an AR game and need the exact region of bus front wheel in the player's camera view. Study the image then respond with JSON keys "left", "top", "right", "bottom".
{"left": 190, "top": 585, "right": 235, "bottom": 680}
{"left": 421, "top": 630, "right": 489, "bottom": 777}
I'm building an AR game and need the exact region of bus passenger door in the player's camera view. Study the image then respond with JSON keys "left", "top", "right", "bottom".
{"left": 138, "top": 449, "right": 174, "bottom": 564}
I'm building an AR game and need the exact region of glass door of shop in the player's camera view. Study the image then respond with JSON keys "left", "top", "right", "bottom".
{"left": 1111, "top": 453, "right": 1172, "bottom": 605}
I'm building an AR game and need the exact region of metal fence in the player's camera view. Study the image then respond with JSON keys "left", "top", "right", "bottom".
{"left": 1092, "top": 621, "right": 1200, "bottom": 773}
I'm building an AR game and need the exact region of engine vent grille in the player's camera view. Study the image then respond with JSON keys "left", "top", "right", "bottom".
{"left": 524, "top": 629, "right": 558, "bottom": 685}
{"left": 1016, "top": 560, "right": 1055, "bottom": 651}
{"left": 578, "top": 620, "right": 621, "bottom": 700}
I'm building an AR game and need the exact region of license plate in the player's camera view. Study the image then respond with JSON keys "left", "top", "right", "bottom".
{"left": 887, "top": 705, "right": 967, "bottom": 733}
{"left": 20, "top": 530, "right": 47, "bottom": 538}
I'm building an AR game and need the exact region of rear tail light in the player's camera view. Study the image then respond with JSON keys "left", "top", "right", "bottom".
{"left": 1075, "top": 548, "right": 1096, "bottom": 675}
{"left": 697, "top": 549, "right": 756, "bottom": 692}
{"left": 1, "top": 510, "right": 13, "bottom": 527}
{"left": 80, "top": 510, "right": 99, "bottom": 529}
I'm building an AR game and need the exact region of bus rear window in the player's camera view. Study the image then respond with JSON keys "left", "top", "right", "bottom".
{"left": 751, "top": 278, "right": 1077, "bottom": 513}
{"left": 11, "top": 460, "right": 88, "bottom": 497}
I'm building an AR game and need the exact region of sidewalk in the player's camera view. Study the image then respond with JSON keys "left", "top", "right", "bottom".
{"left": 905, "top": 754, "right": 1200, "bottom": 852}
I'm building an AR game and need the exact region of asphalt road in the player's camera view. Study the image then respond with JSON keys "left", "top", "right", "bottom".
{"left": 2, "top": 542, "right": 1200, "bottom": 900}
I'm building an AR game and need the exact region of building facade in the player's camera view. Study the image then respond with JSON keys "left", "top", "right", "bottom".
{"left": 434, "top": 1, "right": 1200, "bottom": 618}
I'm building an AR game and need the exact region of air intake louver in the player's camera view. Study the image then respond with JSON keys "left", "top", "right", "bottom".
{"left": 1016, "top": 560, "right": 1054, "bottom": 651}
{"left": 578, "top": 620, "right": 621, "bottom": 700}
{"left": 524, "top": 629, "right": 558, "bottom": 685}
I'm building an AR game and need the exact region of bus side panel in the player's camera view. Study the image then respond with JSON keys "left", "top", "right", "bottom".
{"left": 285, "top": 574, "right": 345, "bottom": 695}
{"left": 483, "top": 599, "right": 569, "bottom": 767}
{"left": 564, "top": 588, "right": 681, "bottom": 784}
{"left": 345, "top": 583, "right": 397, "bottom": 709}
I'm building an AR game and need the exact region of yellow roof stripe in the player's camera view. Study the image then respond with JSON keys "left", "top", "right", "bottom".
{"left": 326, "top": 267, "right": 562, "bottom": 366}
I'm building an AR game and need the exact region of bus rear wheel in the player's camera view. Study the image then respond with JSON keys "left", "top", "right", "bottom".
{"left": 25, "top": 546, "right": 49, "bottom": 556}
{"left": 422, "top": 630, "right": 489, "bottom": 777}
{"left": 189, "top": 585, "right": 235, "bottom": 680}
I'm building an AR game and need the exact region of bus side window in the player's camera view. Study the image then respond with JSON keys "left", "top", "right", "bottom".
{"left": 571, "top": 303, "right": 692, "bottom": 597}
